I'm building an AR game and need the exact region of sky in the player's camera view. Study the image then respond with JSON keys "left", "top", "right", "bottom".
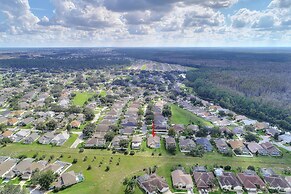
{"left": 0, "top": 0, "right": 291, "bottom": 47}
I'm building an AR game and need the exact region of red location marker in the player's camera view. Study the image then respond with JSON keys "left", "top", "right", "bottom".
{"left": 152, "top": 121, "right": 156, "bottom": 137}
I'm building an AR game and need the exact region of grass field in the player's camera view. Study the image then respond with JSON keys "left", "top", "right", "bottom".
{"left": 72, "top": 92, "right": 94, "bottom": 106}
{"left": 170, "top": 104, "right": 213, "bottom": 127}
{"left": 141, "top": 64, "right": 147, "bottom": 70}
{"left": 0, "top": 142, "right": 290, "bottom": 194}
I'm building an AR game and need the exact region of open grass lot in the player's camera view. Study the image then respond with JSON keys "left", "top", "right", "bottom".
{"left": 170, "top": 104, "right": 213, "bottom": 127}
{"left": 72, "top": 92, "right": 94, "bottom": 106}
{"left": 141, "top": 64, "right": 147, "bottom": 70}
{"left": 0, "top": 143, "right": 290, "bottom": 194}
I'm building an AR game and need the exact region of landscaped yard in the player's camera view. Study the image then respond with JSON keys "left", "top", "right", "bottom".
{"left": 170, "top": 104, "right": 213, "bottom": 127}
{"left": 0, "top": 142, "right": 290, "bottom": 194}
{"left": 62, "top": 134, "right": 79, "bottom": 148}
{"left": 72, "top": 92, "right": 94, "bottom": 106}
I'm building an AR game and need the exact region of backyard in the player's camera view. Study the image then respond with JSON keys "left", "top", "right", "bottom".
{"left": 0, "top": 142, "right": 290, "bottom": 194}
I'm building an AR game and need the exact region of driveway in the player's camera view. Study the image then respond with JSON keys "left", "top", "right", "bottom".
{"left": 70, "top": 132, "right": 84, "bottom": 148}
{"left": 91, "top": 107, "right": 107, "bottom": 123}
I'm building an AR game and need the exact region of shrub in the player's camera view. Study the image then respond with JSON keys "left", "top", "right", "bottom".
{"left": 72, "top": 158, "right": 78, "bottom": 164}
{"left": 224, "top": 165, "right": 231, "bottom": 171}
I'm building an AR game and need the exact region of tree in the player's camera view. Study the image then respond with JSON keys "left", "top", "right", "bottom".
{"left": 167, "top": 144, "right": 176, "bottom": 155}
{"left": 224, "top": 165, "right": 231, "bottom": 171}
{"left": 36, "top": 122, "right": 46, "bottom": 131}
{"left": 245, "top": 132, "right": 259, "bottom": 142}
{"left": 274, "top": 133, "right": 279, "bottom": 141}
{"left": 189, "top": 145, "right": 205, "bottom": 157}
{"left": 82, "top": 123, "right": 96, "bottom": 139}
{"left": 247, "top": 165, "right": 255, "bottom": 171}
{"left": 104, "top": 132, "right": 115, "bottom": 142}
{"left": 244, "top": 125, "right": 255, "bottom": 132}
{"left": 46, "top": 120, "right": 57, "bottom": 131}
{"left": 168, "top": 128, "right": 176, "bottom": 137}
{"left": 83, "top": 108, "right": 95, "bottom": 121}
{"left": 31, "top": 170, "right": 56, "bottom": 190}
{"left": 162, "top": 104, "right": 172, "bottom": 117}
{"left": 119, "top": 139, "right": 129, "bottom": 150}
{"left": 124, "top": 177, "right": 137, "bottom": 194}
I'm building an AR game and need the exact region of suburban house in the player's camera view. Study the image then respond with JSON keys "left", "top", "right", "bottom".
{"left": 260, "top": 168, "right": 276, "bottom": 177}
{"left": 51, "top": 131, "right": 70, "bottom": 146}
{"left": 111, "top": 135, "right": 129, "bottom": 150}
{"left": 43, "top": 160, "right": 71, "bottom": 175}
{"left": 0, "top": 158, "right": 18, "bottom": 178}
{"left": 131, "top": 135, "right": 142, "bottom": 150}
{"left": 195, "top": 138, "right": 213, "bottom": 152}
{"left": 54, "top": 171, "right": 84, "bottom": 189}
{"left": 246, "top": 142, "right": 268, "bottom": 155}
{"left": 119, "top": 127, "right": 134, "bottom": 135}
{"left": 165, "top": 136, "right": 176, "bottom": 150}
{"left": 11, "top": 129, "right": 30, "bottom": 142}
{"left": 278, "top": 134, "right": 291, "bottom": 144}
{"left": 179, "top": 138, "right": 196, "bottom": 153}
{"left": 6, "top": 158, "right": 34, "bottom": 179}
{"left": 84, "top": 134, "right": 106, "bottom": 148}
{"left": 0, "top": 130, "right": 13, "bottom": 139}
{"left": 193, "top": 171, "right": 216, "bottom": 192}
{"left": 38, "top": 132, "right": 55, "bottom": 144}
{"left": 217, "top": 172, "right": 243, "bottom": 192}
{"left": 23, "top": 132, "right": 40, "bottom": 144}
{"left": 228, "top": 140, "right": 250, "bottom": 155}
{"left": 266, "top": 128, "right": 281, "bottom": 137}
{"left": 172, "top": 124, "right": 185, "bottom": 134}
{"left": 137, "top": 173, "right": 169, "bottom": 194}
{"left": 147, "top": 135, "right": 160, "bottom": 149}
{"left": 263, "top": 175, "right": 291, "bottom": 193}
{"left": 7, "top": 117, "right": 18, "bottom": 126}
{"left": 260, "top": 142, "right": 281, "bottom": 156}
{"left": 232, "top": 127, "right": 244, "bottom": 136}
{"left": 21, "top": 160, "right": 48, "bottom": 180}
{"left": 154, "top": 114, "right": 168, "bottom": 134}
{"left": 171, "top": 169, "right": 193, "bottom": 190}
{"left": 214, "top": 139, "right": 230, "bottom": 154}
{"left": 237, "top": 171, "right": 266, "bottom": 192}
{"left": 70, "top": 120, "right": 81, "bottom": 128}
{"left": 18, "top": 117, "right": 34, "bottom": 126}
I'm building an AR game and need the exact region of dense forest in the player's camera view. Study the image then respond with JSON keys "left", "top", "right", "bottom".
{"left": 117, "top": 48, "right": 291, "bottom": 131}
{"left": 186, "top": 69, "right": 291, "bottom": 131}
{"left": 0, "top": 48, "right": 130, "bottom": 70}
{"left": 0, "top": 57, "right": 130, "bottom": 70}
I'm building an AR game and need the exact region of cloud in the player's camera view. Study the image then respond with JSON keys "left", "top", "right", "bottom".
{"left": 231, "top": 8, "right": 280, "bottom": 30}
{"left": 39, "top": 0, "right": 123, "bottom": 30}
{"left": 0, "top": 0, "right": 39, "bottom": 34}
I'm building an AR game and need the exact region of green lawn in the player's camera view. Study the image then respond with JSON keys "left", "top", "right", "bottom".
{"left": 0, "top": 142, "right": 290, "bottom": 194}
{"left": 170, "top": 104, "right": 213, "bottom": 127}
{"left": 99, "top": 90, "right": 107, "bottom": 97}
{"left": 141, "top": 64, "right": 147, "bottom": 70}
{"left": 72, "top": 92, "right": 94, "bottom": 106}
{"left": 62, "top": 134, "right": 79, "bottom": 148}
